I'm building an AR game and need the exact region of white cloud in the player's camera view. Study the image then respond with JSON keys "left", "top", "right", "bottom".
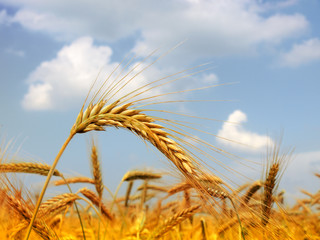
{"left": 131, "top": 1, "right": 307, "bottom": 60}
{"left": 279, "top": 38, "right": 320, "bottom": 67}
{"left": 2, "top": 0, "right": 308, "bottom": 61}
{"left": 22, "top": 82, "right": 53, "bottom": 110}
{"left": 21, "top": 36, "right": 176, "bottom": 111}
{"left": 217, "top": 110, "right": 274, "bottom": 152}
{"left": 22, "top": 37, "right": 118, "bottom": 110}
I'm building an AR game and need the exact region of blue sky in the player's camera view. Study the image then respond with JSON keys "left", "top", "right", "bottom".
{"left": 0, "top": 0, "right": 319, "bottom": 201}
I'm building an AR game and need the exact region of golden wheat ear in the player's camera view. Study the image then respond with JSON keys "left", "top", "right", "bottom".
{"left": 261, "top": 140, "right": 293, "bottom": 227}
{"left": 79, "top": 187, "right": 113, "bottom": 221}
{"left": 0, "top": 162, "right": 62, "bottom": 176}
{"left": 89, "top": 140, "right": 104, "bottom": 200}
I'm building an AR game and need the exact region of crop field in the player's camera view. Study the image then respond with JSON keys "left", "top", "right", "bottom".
{"left": 0, "top": 52, "right": 319, "bottom": 240}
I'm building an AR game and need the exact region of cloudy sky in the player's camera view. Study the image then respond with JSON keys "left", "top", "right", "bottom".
{"left": 0, "top": 0, "right": 319, "bottom": 201}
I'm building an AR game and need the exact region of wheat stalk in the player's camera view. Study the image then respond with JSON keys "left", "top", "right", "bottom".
{"left": 125, "top": 181, "right": 134, "bottom": 208}
{"left": 200, "top": 218, "right": 208, "bottom": 240}
{"left": 137, "top": 183, "right": 167, "bottom": 193}
{"left": 141, "top": 180, "right": 148, "bottom": 209}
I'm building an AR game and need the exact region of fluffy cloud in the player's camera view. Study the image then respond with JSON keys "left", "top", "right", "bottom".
{"left": 132, "top": 3, "right": 307, "bottom": 60}
{"left": 279, "top": 38, "right": 320, "bottom": 67}
{"left": 217, "top": 110, "right": 274, "bottom": 152}
{"left": 22, "top": 37, "right": 117, "bottom": 110}
{"left": 21, "top": 36, "right": 187, "bottom": 111}
{"left": 2, "top": 0, "right": 308, "bottom": 61}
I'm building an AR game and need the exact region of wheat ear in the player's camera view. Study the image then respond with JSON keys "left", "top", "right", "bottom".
{"left": 6, "top": 194, "right": 57, "bottom": 240}
{"left": 90, "top": 141, "right": 104, "bottom": 199}
{"left": 167, "top": 182, "right": 192, "bottom": 196}
{"left": 38, "top": 193, "right": 80, "bottom": 219}
{"left": 54, "top": 176, "right": 95, "bottom": 186}
{"left": 262, "top": 162, "right": 279, "bottom": 226}
{"left": 72, "top": 101, "right": 199, "bottom": 178}
{"left": 148, "top": 204, "right": 201, "bottom": 239}
{"left": 122, "top": 170, "right": 162, "bottom": 181}
{"left": 261, "top": 140, "right": 292, "bottom": 227}
{"left": 242, "top": 180, "right": 262, "bottom": 205}
{"left": 0, "top": 162, "right": 62, "bottom": 176}
{"left": 79, "top": 187, "right": 113, "bottom": 221}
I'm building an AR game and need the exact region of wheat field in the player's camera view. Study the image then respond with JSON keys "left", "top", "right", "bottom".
{"left": 0, "top": 50, "right": 319, "bottom": 240}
